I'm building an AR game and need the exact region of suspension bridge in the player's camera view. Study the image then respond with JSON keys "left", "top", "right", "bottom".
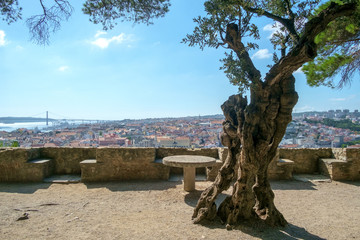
{"left": 26, "top": 111, "right": 103, "bottom": 125}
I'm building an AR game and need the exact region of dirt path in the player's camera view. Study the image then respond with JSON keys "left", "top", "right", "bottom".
{"left": 0, "top": 180, "right": 359, "bottom": 240}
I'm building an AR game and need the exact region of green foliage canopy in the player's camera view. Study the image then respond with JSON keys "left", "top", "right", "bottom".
{"left": 303, "top": 0, "right": 360, "bottom": 88}
{"left": 0, "top": 140, "right": 20, "bottom": 147}
{"left": 82, "top": 0, "right": 171, "bottom": 30}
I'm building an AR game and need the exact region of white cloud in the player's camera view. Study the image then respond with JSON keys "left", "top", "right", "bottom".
{"left": 330, "top": 98, "right": 346, "bottom": 102}
{"left": 263, "top": 22, "right": 283, "bottom": 39}
{"left": 251, "top": 49, "right": 272, "bottom": 60}
{"left": 330, "top": 95, "right": 356, "bottom": 102}
{"left": 0, "top": 30, "right": 7, "bottom": 46}
{"left": 58, "top": 66, "right": 69, "bottom": 72}
{"left": 90, "top": 32, "right": 134, "bottom": 49}
{"left": 94, "top": 31, "right": 107, "bottom": 38}
{"left": 294, "top": 105, "right": 315, "bottom": 112}
{"left": 91, "top": 38, "right": 111, "bottom": 49}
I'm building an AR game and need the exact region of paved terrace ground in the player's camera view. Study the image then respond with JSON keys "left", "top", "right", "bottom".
{"left": 1, "top": 179, "right": 359, "bottom": 240}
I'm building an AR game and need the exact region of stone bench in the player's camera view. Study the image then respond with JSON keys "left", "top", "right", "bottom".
{"left": 26, "top": 158, "right": 54, "bottom": 182}
{"left": 268, "top": 158, "right": 295, "bottom": 180}
{"left": 80, "top": 159, "right": 101, "bottom": 182}
{"left": 206, "top": 158, "right": 295, "bottom": 181}
{"left": 80, "top": 157, "right": 170, "bottom": 182}
{"left": 319, "top": 158, "right": 349, "bottom": 181}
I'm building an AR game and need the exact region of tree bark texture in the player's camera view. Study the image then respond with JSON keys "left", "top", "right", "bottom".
{"left": 193, "top": 74, "right": 298, "bottom": 227}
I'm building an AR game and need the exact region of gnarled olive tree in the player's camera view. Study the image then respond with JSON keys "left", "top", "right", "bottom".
{"left": 183, "top": 0, "right": 359, "bottom": 227}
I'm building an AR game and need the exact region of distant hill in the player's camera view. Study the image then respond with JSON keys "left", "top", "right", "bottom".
{"left": 0, "top": 117, "right": 56, "bottom": 124}
{"left": 0, "top": 114, "right": 225, "bottom": 124}
{"left": 292, "top": 111, "right": 328, "bottom": 116}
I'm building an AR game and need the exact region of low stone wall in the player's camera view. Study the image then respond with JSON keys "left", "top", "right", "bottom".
{"left": 0, "top": 147, "right": 359, "bottom": 182}
{"left": 90, "top": 148, "right": 168, "bottom": 181}
{"left": 40, "top": 147, "right": 96, "bottom": 174}
{"left": 0, "top": 148, "right": 41, "bottom": 182}
{"left": 344, "top": 148, "right": 360, "bottom": 180}
{"left": 279, "top": 148, "right": 333, "bottom": 174}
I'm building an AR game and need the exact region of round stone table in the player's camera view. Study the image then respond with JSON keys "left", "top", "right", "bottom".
{"left": 162, "top": 155, "right": 216, "bottom": 192}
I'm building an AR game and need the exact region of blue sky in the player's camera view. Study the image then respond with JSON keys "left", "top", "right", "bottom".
{"left": 1, "top": 0, "right": 359, "bottom": 120}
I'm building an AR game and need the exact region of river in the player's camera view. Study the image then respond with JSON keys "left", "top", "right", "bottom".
{"left": 0, "top": 121, "right": 84, "bottom": 132}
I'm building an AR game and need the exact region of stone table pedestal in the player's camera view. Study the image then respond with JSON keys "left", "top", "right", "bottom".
{"left": 162, "top": 155, "right": 216, "bottom": 191}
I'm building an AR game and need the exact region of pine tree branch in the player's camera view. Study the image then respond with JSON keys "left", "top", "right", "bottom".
{"left": 265, "top": 2, "right": 357, "bottom": 86}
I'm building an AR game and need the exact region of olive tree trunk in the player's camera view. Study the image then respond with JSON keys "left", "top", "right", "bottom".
{"left": 192, "top": 74, "right": 298, "bottom": 227}
{"left": 192, "top": 2, "right": 356, "bottom": 227}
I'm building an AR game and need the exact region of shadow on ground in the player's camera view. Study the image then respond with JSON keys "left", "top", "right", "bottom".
{"left": 183, "top": 180, "right": 325, "bottom": 239}
{"left": 84, "top": 180, "right": 180, "bottom": 192}
{"left": 0, "top": 180, "right": 180, "bottom": 194}
{"left": 270, "top": 180, "right": 318, "bottom": 190}
{"left": 196, "top": 219, "right": 325, "bottom": 240}
{"left": 236, "top": 222, "right": 326, "bottom": 240}
{"left": 0, "top": 183, "right": 52, "bottom": 194}
{"left": 184, "top": 190, "right": 231, "bottom": 208}
{"left": 183, "top": 180, "right": 318, "bottom": 207}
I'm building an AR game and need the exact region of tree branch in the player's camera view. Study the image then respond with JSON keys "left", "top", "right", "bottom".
{"left": 39, "top": 0, "right": 47, "bottom": 16}
{"left": 224, "top": 23, "right": 262, "bottom": 86}
{"left": 284, "top": 0, "right": 295, "bottom": 21}
{"left": 244, "top": 5, "right": 299, "bottom": 43}
{"left": 265, "top": 2, "right": 356, "bottom": 86}
{"left": 26, "top": 0, "right": 73, "bottom": 45}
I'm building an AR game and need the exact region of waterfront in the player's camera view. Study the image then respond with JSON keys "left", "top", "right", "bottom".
{"left": 0, "top": 122, "right": 50, "bottom": 132}
{"left": 0, "top": 121, "right": 86, "bottom": 132}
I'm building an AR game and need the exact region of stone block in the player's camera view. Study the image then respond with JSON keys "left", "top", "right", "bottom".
{"left": 332, "top": 148, "right": 347, "bottom": 161}
{"left": 279, "top": 148, "right": 333, "bottom": 174}
{"left": 0, "top": 148, "right": 44, "bottom": 182}
{"left": 26, "top": 159, "right": 54, "bottom": 182}
{"left": 206, "top": 160, "right": 223, "bottom": 181}
{"left": 218, "top": 148, "right": 228, "bottom": 162}
{"left": 80, "top": 159, "right": 102, "bottom": 182}
{"left": 268, "top": 157, "right": 294, "bottom": 180}
{"left": 346, "top": 148, "right": 360, "bottom": 180}
{"left": 83, "top": 148, "right": 169, "bottom": 181}
{"left": 319, "top": 158, "right": 350, "bottom": 181}
{"left": 41, "top": 147, "right": 96, "bottom": 174}
{"left": 96, "top": 148, "right": 155, "bottom": 164}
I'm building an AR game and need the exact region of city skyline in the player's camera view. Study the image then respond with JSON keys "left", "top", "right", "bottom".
{"left": 0, "top": 108, "right": 359, "bottom": 122}
{"left": 1, "top": 109, "right": 359, "bottom": 149}
{"left": 1, "top": 0, "right": 360, "bottom": 120}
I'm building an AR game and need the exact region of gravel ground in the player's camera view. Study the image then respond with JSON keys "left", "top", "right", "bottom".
{"left": 0, "top": 179, "right": 359, "bottom": 240}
